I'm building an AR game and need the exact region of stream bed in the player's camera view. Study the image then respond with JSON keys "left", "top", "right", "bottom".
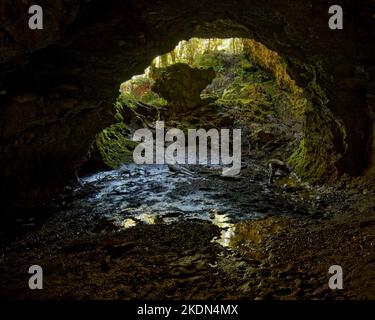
{"left": 2, "top": 156, "right": 371, "bottom": 300}
{"left": 75, "top": 160, "right": 326, "bottom": 246}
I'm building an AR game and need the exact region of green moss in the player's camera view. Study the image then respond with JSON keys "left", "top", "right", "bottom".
{"left": 193, "top": 52, "right": 225, "bottom": 73}
{"left": 96, "top": 123, "right": 137, "bottom": 168}
{"left": 288, "top": 139, "right": 334, "bottom": 183}
{"left": 288, "top": 105, "right": 344, "bottom": 183}
{"left": 116, "top": 93, "right": 138, "bottom": 111}
{"left": 140, "top": 91, "right": 167, "bottom": 108}
{"left": 306, "top": 79, "right": 329, "bottom": 106}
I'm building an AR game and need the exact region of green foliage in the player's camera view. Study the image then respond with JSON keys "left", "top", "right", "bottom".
{"left": 97, "top": 89, "right": 165, "bottom": 169}
{"left": 193, "top": 52, "right": 225, "bottom": 73}
{"left": 140, "top": 91, "right": 167, "bottom": 108}
{"left": 109, "top": 38, "right": 310, "bottom": 172}
{"left": 116, "top": 92, "right": 138, "bottom": 110}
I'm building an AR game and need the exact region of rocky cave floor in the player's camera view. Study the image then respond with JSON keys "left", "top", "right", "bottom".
{"left": 0, "top": 148, "right": 374, "bottom": 300}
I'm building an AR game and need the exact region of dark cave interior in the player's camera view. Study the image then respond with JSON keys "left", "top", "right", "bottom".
{"left": 0, "top": 0, "right": 375, "bottom": 300}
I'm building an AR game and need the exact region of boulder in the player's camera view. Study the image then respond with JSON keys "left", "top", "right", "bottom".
{"left": 151, "top": 63, "right": 215, "bottom": 112}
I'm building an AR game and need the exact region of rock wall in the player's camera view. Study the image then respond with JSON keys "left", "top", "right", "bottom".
{"left": 0, "top": 0, "right": 374, "bottom": 209}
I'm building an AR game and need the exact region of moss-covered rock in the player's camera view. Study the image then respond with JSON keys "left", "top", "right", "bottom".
{"left": 288, "top": 102, "right": 346, "bottom": 183}
{"left": 151, "top": 63, "right": 215, "bottom": 112}
{"left": 96, "top": 123, "right": 138, "bottom": 168}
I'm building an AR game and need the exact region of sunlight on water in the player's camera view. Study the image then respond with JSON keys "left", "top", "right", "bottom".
{"left": 210, "top": 212, "right": 236, "bottom": 247}
{"left": 123, "top": 218, "right": 137, "bottom": 229}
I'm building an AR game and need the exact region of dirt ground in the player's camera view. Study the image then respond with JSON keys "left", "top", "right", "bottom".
{"left": 0, "top": 155, "right": 374, "bottom": 300}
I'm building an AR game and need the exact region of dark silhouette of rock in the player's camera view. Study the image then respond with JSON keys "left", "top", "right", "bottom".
{"left": 151, "top": 63, "right": 215, "bottom": 112}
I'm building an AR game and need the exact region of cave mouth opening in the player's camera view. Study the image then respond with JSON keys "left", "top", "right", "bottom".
{"left": 79, "top": 37, "right": 307, "bottom": 178}
{"left": 72, "top": 37, "right": 312, "bottom": 237}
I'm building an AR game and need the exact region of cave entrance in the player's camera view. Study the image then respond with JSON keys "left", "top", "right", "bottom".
{"left": 77, "top": 37, "right": 311, "bottom": 240}
{"left": 81, "top": 37, "right": 306, "bottom": 176}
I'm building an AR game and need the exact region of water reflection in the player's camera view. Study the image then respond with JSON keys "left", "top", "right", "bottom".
{"left": 123, "top": 218, "right": 137, "bottom": 229}
{"left": 122, "top": 212, "right": 163, "bottom": 229}
{"left": 78, "top": 163, "right": 303, "bottom": 242}
{"left": 210, "top": 212, "right": 236, "bottom": 247}
{"left": 211, "top": 212, "right": 290, "bottom": 251}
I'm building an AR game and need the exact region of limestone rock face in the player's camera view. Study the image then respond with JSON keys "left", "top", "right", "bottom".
{"left": 151, "top": 63, "right": 215, "bottom": 112}
{"left": 0, "top": 0, "right": 374, "bottom": 209}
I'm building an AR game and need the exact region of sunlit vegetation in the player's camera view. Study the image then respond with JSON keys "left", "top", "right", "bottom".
{"left": 117, "top": 38, "right": 244, "bottom": 108}
{"left": 95, "top": 38, "right": 308, "bottom": 168}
